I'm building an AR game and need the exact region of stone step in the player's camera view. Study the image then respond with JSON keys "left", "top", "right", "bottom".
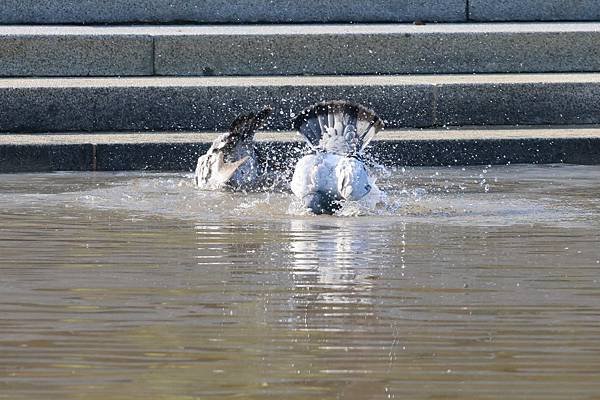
{"left": 1, "top": 74, "right": 599, "bottom": 133}
{"left": 2, "top": 24, "right": 600, "bottom": 77}
{"left": 1, "top": 127, "right": 599, "bottom": 172}
{"left": 470, "top": 0, "right": 600, "bottom": 22}
{"left": 5, "top": 1, "right": 600, "bottom": 25}
{"left": 0, "top": 1, "right": 465, "bottom": 24}
{"left": 4, "top": 0, "right": 600, "bottom": 24}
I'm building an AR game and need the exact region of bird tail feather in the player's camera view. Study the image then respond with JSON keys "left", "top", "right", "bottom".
{"left": 215, "top": 106, "right": 272, "bottom": 151}
{"left": 292, "top": 101, "right": 384, "bottom": 155}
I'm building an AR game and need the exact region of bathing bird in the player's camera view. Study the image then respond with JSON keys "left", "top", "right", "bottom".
{"left": 195, "top": 107, "right": 271, "bottom": 190}
{"left": 291, "top": 101, "right": 385, "bottom": 215}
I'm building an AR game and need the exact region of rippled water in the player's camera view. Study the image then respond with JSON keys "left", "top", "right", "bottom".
{"left": 1, "top": 165, "right": 599, "bottom": 399}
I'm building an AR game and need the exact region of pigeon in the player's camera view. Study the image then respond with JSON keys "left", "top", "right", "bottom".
{"left": 291, "top": 101, "right": 384, "bottom": 215}
{"left": 195, "top": 107, "right": 271, "bottom": 190}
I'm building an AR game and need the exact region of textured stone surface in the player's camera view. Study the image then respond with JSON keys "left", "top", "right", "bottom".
{"left": 470, "top": 0, "right": 600, "bottom": 21}
{"left": 5, "top": 128, "right": 600, "bottom": 145}
{"left": 373, "top": 138, "right": 600, "bottom": 166}
{"left": 436, "top": 81, "right": 600, "bottom": 126}
{"left": 3, "top": 24, "right": 600, "bottom": 77}
{"left": 0, "top": 144, "right": 93, "bottom": 172}
{"left": 0, "top": 32, "right": 153, "bottom": 77}
{"left": 0, "top": 0, "right": 466, "bottom": 24}
{"left": 95, "top": 143, "right": 207, "bottom": 171}
{"left": 154, "top": 24, "right": 600, "bottom": 76}
{"left": 2, "top": 128, "right": 600, "bottom": 172}
{"left": 0, "top": 76, "right": 435, "bottom": 132}
{"left": 3, "top": 75, "right": 600, "bottom": 133}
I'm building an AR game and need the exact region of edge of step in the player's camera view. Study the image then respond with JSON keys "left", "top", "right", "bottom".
{"left": 2, "top": 74, "right": 600, "bottom": 132}
{"left": 0, "top": 0, "right": 467, "bottom": 24}
{"left": 1, "top": 126, "right": 599, "bottom": 172}
{"left": 2, "top": 23, "right": 600, "bottom": 77}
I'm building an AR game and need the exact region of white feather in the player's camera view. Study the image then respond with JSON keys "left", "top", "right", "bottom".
{"left": 291, "top": 101, "right": 384, "bottom": 213}
{"left": 335, "top": 157, "right": 371, "bottom": 201}
{"left": 291, "top": 153, "right": 337, "bottom": 199}
{"left": 291, "top": 153, "right": 373, "bottom": 203}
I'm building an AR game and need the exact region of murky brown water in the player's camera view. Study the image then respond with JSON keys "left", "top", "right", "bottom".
{"left": 1, "top": 165, "right": 599, "bottom": 400}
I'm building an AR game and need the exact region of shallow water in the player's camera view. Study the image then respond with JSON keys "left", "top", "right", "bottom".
{"left": 1, "top": 164, "right": 599, "bottom": 399}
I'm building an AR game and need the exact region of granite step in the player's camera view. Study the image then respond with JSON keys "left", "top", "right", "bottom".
{"left": 470, "top": 0, "right": 600, "bottom": 22}
{"left": 2, "top": 24, "right": 600, "bottom": 77}
{"left": 4, "top": 0, "right": 599, "bottom": 24}
{"left": 0, "top": 0, "right": 466, "bottom": 24}
{"left": 1, "top": 127, "right": 600, "bottom": 172}
{"left": 1, "top": 74, "right": 599, "bottom": 133}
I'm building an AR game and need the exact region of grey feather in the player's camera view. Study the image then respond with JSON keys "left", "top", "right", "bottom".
{"left": 292, "top": 101, "right": 384, "bottom": 155}
{"left": 215, "top": 106, "right": 272, "bottom": 156}
{"left": 195, "top": 106, "right": 272, "bottom": 190}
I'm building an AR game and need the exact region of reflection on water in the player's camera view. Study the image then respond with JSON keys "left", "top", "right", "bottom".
{"left": 288, "top": 219, "right": 400, "bottom": 311}
{"left": 1, "top": 165, "right": 600, "bottom": 399}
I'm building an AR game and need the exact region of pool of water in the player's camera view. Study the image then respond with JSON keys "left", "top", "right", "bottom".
{"left": 1, "top": 164, "right": 599, "bottom": 399}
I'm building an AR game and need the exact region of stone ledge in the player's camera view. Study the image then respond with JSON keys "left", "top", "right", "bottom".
{"left": 2, "top": 74, "right": 600, "bottom": 132}
{"left": 0, "top": 0, "right": 465, "bottom": 24}
{"left": 1, "top": 127, "right": 599, "bottom": 172}
{"left": 3, "top": 127, "right": 600, "bottom": 145}
{"left": 469, "top": 0, "right": 600, "bottom": 22}
{"left": 2, "top": 24, "right": 600, "bottom": 76}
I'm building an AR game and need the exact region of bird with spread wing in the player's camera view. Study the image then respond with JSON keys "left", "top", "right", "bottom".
{"left": 290, "top": 101, "right": 384, "bottom": 215}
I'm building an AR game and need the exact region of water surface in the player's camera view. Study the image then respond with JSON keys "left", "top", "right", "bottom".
{"left": 1, "top": 165, "right": 599, "bottom": 399}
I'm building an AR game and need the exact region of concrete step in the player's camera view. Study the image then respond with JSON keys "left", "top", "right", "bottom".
{"left": 4, "top": 0, "right": 599, "bottom": 24}
{"left": 470, "top": 0, "right": 600, "bottom": 22}
{"left": 1, "top": 127, "right": 599, "bottom": 172}
{"left": 2, "top": 24, "right": 600, "bottom": 77}
{"left": 0, "top": 1, "right": 466, "bottom": 24}
{"left": 1, "top": 74, "right": 600, "bottom": 133}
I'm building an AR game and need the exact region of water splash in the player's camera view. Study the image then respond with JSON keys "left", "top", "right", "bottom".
{"left": 0, "top": 165, "right": 598, "bottom": 228}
